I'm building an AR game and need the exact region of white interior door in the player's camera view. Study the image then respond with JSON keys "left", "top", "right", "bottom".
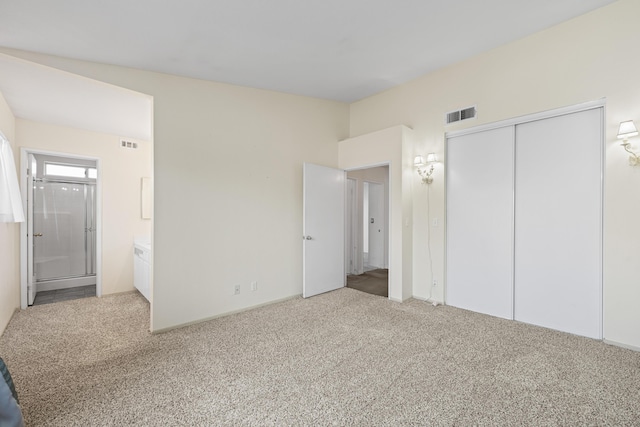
{"left": 367, "top": 182, "right": 384, "bottom": 269}
{"left": 514, "top": 108, "right": 602, "bottom": 339}
{"left": 303, "top": 163, "right": 345, "bottom": 298}
{"left": 446, "top": 126, "right": 515, "bottom": 319}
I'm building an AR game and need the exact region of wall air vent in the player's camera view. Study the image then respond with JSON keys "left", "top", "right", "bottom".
{"left": 120, "top": 139, "right": 138, "bottom": 149}
{"left": 445, "top": 106, "right": 477, "bottom": 124}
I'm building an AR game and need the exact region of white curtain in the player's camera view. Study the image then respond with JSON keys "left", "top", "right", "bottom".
{"left": 0, "top": 133, "right": 24, "bottom": 223}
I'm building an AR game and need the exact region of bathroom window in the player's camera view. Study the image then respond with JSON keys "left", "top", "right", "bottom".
{"left": 45, "top": 163, "right": 96, "bottom": 179}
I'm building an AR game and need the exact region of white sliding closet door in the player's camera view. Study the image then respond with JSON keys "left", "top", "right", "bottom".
{"left": 446, "top": 126, "right": 514, "bottom": 319}
{"left": 514, "top": 108, "right": 603, "bottom": 339}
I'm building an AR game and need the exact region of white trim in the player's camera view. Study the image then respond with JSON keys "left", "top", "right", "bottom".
{"left": 345, "top": 161, "right": 390, "bottom": 172}
{"left": 443, "top": 134, "right": 448, "bottom": 306}
{"left": 152, "top": 294, "right": 301, "bottom": 334}
{"left": 20, "top": 151, "right": 29, "bottom": 308}
{"left": 342, "top": 169, "right": 347, "bottom": 288}
{"left": 598, "top": 105, "right": 606, "bottom": 340}
{"left": 412, "top": 295, "right": 440, "bottom": 306}
{"left": 20, "top": 148, "right": 102, "bottom": 308}
{"left": 345, "top": 178, "right": 359, "bottom": 275}
{"left": 445, "top": 99, "right": 606, "bottom": 139}
{"left": 509, "top": 125, "right": 516, "bottom": 320}
{"left": 603, "top": 339, "right": 640, "bottom": 353}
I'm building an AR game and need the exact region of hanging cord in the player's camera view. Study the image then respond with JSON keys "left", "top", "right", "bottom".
{"left": 426, "top": 182, "right": 436, "bottom": 305}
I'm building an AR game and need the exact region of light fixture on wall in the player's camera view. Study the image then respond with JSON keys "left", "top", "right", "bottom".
{"left": 414, "top": 153, "right": 437, "bottom": 184}
{"left": 617, "top": 120, "right": 640, "bottom": 166}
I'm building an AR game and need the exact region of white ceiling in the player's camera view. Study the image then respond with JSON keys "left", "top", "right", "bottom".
{"left": 0, "top": 0, "right": 617, "bottom": 103}
{"left": 0, "top": 54, "right": 153, "bottom": 141}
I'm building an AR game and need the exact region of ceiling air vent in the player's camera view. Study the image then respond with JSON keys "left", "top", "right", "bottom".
{"left": 445, "top": 106, "right": 476, "bottom": 124}
{"left": 120, "top": 139, "right": 138, "bottom": 149}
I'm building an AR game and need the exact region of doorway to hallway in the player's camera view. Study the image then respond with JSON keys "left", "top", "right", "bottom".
{"left": 346, "top": 166, "right": 389, "bottom": 297}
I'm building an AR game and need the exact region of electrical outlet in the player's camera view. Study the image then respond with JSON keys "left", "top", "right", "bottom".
{"left": 251, "top": 281, "right": 258, "bottom": 292}
{"left": 432, "top": 279, "right": 437, "bottom": 287}
{"left": 234, "top": 284, "right": 241, "bottom": 295}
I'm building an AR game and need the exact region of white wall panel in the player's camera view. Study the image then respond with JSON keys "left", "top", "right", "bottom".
{"left": 514, "top": 108, "right": 603, "bottom": 339}
{"left": 446, "top": 126, "right": 514, "bottom": 319}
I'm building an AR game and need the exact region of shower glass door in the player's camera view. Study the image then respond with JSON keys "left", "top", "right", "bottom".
{"left": 27, "top": 154, "right": 98, "bottom": 306}
{"left": 33, "top": 181, "right": 96, "bottom": 282}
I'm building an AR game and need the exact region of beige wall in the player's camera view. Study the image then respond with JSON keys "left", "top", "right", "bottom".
{"left": 349, "top": 0, "right": 640, "bottom": 349}
{"left": 0, "top": 90, "right": 19, "bottom": 335}
{"left": 16, "top": 119, "right": 152, "bottom": 296}
{"left": 0, "top": 50, "right": 350, "bottom": 331}
{"left": 145, "top": 78, "right": 347, "bottom": 331}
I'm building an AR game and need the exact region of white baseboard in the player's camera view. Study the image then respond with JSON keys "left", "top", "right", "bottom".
{"left": 151, "top": 294, "right": 302, "bottom": 334}
{"left": 412, "top": 295, "right": 443, "bottom": 306}
{"left": 603, "top": 339, "right": 640, "bottom": 352}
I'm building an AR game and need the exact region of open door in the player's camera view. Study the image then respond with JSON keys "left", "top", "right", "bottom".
{"left": 303, "top": 163, "right": 345, "bottom": 298}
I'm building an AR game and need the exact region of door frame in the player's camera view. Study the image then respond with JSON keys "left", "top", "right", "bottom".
{"left": 20, "top": 148, "right": 102, "bottom": 308}
{"left": 346, "top": 178, "right": 358, "bottom": 275}
{"left": 345, "top": 163, "right": 391, "bottom": 295}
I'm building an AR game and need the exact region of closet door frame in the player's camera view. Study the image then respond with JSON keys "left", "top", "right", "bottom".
{"left": 445, "top": 99, "right": 604, "bottom": 336}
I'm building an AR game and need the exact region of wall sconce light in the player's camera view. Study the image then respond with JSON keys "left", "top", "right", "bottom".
{"left": 414, "top": 153, "right": 437, "bottom": 184}
{"left": 617, "top": 120, "right": 640, "bottom": 166}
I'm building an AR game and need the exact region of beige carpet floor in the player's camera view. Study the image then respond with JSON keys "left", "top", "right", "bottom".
{"left": 1, "top": 288, "right": 639, "bottom": 426}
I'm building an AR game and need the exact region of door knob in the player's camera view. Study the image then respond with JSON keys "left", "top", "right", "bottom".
{"left": 304, "top": 236, "right": 313, "bottom": 240}
{"left": 34, "top": 233, "right": 43, "bottom": 237}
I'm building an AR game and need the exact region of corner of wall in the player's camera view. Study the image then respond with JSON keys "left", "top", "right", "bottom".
{"left": 0, "top": 89, "right": 20, "bottom": 336}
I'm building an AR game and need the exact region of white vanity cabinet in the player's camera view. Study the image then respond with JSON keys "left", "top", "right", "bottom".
{"left": 134, "top": 240, "right": 151, "bottom": 302}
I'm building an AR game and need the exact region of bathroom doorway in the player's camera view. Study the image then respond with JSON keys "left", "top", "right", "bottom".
{"left": 25, "top": 152, "right": 99, "bottom": 306}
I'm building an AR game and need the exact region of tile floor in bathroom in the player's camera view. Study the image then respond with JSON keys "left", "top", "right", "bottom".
{"left": 32, "top": 285, "right": 96, "bottom": 306}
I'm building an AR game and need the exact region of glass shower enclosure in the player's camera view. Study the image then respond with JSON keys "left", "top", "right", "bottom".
{"left": 28, "top": 154, "right": 97, "bottom": 305}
